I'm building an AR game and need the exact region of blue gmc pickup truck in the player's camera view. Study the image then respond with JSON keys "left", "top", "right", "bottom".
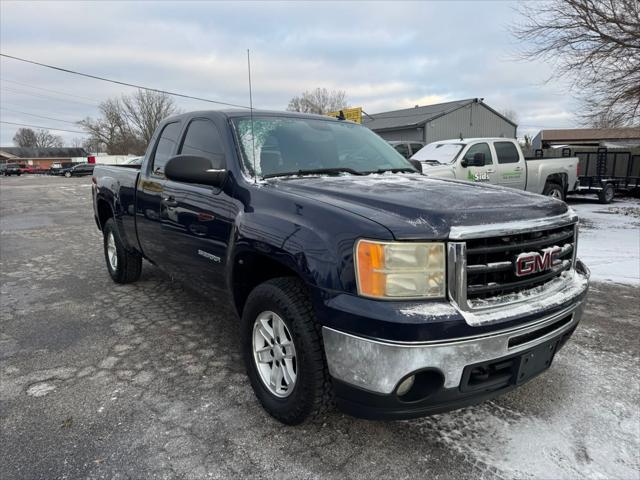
{"left": 92, "top": 110, "right": 590, "bottom": 425}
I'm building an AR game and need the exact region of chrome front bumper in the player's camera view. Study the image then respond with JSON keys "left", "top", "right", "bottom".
{"left": 323, "top": 289, "right": 588, "bottom": 395}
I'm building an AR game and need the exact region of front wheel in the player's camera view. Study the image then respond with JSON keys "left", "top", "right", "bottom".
{"left": 64, "top": 171, "right": 72, "bottom": 178}
{"left": 543, "top": 182, "right": 565, "bottom": 201}
{"left": 242, "top": 277, "right": 332, "bottom": 425}
{"left": 598, "top": 183, "right": 615, "bottom": 204}
{"left": 102, "top": 218, "right": 142, "bottom": 283}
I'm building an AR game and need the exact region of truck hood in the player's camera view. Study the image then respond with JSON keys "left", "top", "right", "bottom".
{"left": 270, "top": 173, "right": 568, "bottom": 239}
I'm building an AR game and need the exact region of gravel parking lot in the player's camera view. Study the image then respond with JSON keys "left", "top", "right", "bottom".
{"left": 1, "top": 175, "right": 638, "bottom": 480}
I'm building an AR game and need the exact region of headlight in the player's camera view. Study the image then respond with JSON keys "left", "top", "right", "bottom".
{"left": 355, "top": 240, "right": 446, "bottom": 299}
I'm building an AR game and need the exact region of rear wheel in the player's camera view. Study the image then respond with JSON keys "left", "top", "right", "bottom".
{"left": 598, "top": 183, "right": 615, "bottom": 204}
{"left": 102, "top": 218, "right": 142, "bottom": 283}
{"left": 64, "top": 171, "right": 72, "bottom": 178}
{"left": 241, "top": 277, "right": 332, "bottom": 425}
{"left": 543, "top": 182, "right": 565, "bottom": 201}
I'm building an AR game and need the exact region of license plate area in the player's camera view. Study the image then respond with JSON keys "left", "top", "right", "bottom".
{"left": 516, "top": 340, "right": 558, "bottom": 384}
{"left": 460, "top": 339, "right": 558, "bottom": 393}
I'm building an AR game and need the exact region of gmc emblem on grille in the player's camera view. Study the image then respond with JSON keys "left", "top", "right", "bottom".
{"left": 515, "top": 246, "right": 562, "bottom": 277}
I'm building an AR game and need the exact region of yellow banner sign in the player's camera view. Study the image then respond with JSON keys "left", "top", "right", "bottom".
{"left": 325, "top": 107, "right": 362, "bottom": 124}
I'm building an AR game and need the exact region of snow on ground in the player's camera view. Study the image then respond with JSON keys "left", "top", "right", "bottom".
{"left": 569, "top": 197, "right": 640, "bottom": 285}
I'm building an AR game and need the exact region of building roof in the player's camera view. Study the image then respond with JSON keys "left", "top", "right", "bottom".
{"left": 363, "top": 98, "right": 517, "bottom": 131}
{"left": 0, "top": 147, "right": 89, "bottom": 158}
{"left": 538, "top": 127, "right": 640, "bottom": 142}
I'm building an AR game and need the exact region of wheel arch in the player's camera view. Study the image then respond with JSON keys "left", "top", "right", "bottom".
{"left": 96, "top": 196, "right": 114, "bottom": 231}
{"left": 230, "top": 249, "right": 309, "bottom": 316}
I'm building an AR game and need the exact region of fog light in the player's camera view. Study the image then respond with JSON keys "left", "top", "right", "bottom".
{"left": 396, "top": 375, "right": 415, "bottom": 396}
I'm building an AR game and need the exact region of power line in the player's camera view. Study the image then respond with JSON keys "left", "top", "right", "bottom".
{"left": 0, "top": 107, "right": 80, "bottom": 125}
{"left": 0, "top": 77, "right": 101, "bottom": 102}
{"left": 1, "top": 53, "right": 250, "bottom": 109}
{"left": 1, "top": 86, "right": 100, "bottom": 107}
{"left": 0, "top": 120, "right": 86, "bottom": 134}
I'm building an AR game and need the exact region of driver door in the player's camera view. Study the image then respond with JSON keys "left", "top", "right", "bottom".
{"left": 458, "top": 142, "right": 496, "bottom": 183}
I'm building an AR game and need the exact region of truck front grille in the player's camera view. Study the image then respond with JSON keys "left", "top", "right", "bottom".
{"left": 464, "top": 224, "right": 576, "bottom": 301}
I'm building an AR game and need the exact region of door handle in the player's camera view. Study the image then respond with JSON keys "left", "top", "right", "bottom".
{"left": 486, "top": 169, "right": 496, "bottom": 173}
{"left": 162, "top": 196, "right": 178, "bottom": 208}
{"left": 514, "top": 166, "right": 523, "bottom": 171}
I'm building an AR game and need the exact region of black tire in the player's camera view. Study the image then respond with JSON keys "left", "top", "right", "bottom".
{"left": 598, "top": 183, "right": 615, "bottom": 204}
{"left": 241, "top": 277, "right": 332, "bottom": 425}
{"left": 64, "top": 171, "right": 72, "bottom": 178}
{"left": 543, "top": 182, "right": 565, "bottom": 201}
{"left": 102, "top": 218, "right": 142, "bottom": 284}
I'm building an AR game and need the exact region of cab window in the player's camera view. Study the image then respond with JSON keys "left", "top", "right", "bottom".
{"left": 151, "top": 122, "right": 181, "bottom": 174}
{"left": 410, "top": 144, "right": 424, "bottom": 155}
{"left": 463, "top": 143, "right": 493, "bottom": 165}
{"left": 494, "top": 141, "right": 520, "bottom": 164}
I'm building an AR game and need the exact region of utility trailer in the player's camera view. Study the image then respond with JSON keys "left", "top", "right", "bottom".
{"left": 531, "top": 147, "right": 640, "bottom": 204}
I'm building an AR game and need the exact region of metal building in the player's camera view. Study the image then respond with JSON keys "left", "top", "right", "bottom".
{"left": 363, "top": 98, "right": 517, "bottom": 143}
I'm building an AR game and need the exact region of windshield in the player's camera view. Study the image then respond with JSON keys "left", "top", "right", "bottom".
{"left": 232, "top": 116, "right": 416, "bottom": 178}
{"left": 411, "top": 143, "right": 464, "bottom": 164}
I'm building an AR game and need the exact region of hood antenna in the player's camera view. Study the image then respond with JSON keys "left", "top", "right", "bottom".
{"left": 247, "top": 49, "right": 257, "bottom": 183}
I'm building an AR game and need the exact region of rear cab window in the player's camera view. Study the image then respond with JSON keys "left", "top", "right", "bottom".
{"left": 151, "top": 122, "right": 182, "bottom": 175}
{"left": 494, "top": 141, "right": 520, "bottom": 164}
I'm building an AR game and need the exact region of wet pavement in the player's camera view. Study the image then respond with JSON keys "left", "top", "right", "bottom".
{"left": 1, "top": 175, "right": 638, "bottom": 479}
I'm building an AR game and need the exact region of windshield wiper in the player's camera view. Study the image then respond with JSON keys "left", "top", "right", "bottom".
{"left": 364, "top": 167, "right": 418, "bottom": 174}
{"left": 263, "top": 168, "right": 364, "bottom": 179}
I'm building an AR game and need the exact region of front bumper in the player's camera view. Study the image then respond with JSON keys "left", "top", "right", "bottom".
{"left": 321, "top": 262, "right": 589, "bottom": 419}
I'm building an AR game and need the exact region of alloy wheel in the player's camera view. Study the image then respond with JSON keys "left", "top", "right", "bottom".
{"left": 252, "top": 311, "right": 297, "bottom": 397}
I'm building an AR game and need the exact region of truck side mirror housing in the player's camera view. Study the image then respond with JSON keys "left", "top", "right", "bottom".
{"left": 461, "top": 152, "right": 485, "bottom": 168}
{"left": 409, "top": 159, "right": 423, "bottom": 173}
{"left": 165, "top": 155, "right": 227, "bottom": 187}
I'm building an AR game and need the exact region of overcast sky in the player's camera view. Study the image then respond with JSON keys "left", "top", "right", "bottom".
{"left": 0, "top": 0, "right": 580, "bottom": 146}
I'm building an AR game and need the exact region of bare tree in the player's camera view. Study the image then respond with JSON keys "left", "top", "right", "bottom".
{"left": 589, "top": 110, "right": 627, "bottom": 128}
{"left": 287, "top": 88, "right": 348, "bottom": 114}
{"left": 34, "top": 129, "right": 64, "bottom": 148}
{"left": 13, "top": 128, "right": 38, "bottom": 147}
{"left": 14, "top": 127, "right": 63, "bottom": 148}
{"left": 512, "top": 0, "right": 640, "bottom": 126}
{"left": 121, "top": 90, "right": 179, "bottom": 144}
{"left": 501, "top": 108, "right": 519, "bottom": 124}
{"left": 78, "top": 90, "right": 178, "bottom": 154}
{"left": 79, "top": 98, "right": 139, "bottom": 155}
{"left": 70, "top": 137, "right": 85, "bottom": 148}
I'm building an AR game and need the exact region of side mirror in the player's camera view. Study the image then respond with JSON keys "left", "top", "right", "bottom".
{"left": 165, "top": 154, "right": 227, "bottom": 187}
{"left": 409, "top": 159, "right": 423, "bottom": 173}
{"left": 461, "top": 152, "right": 485, "bottom": 168}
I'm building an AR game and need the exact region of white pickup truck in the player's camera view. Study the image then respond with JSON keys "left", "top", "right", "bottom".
{"left": 412, "top": 138, "right": 579, "bottom": 200}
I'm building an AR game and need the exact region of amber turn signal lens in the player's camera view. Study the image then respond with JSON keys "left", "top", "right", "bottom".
{"left": 356, "top": 240, "right": 386, "bottom": 297}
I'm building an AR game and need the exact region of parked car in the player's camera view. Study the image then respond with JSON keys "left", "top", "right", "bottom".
{"left": 389, "top": 140, "right": 425, "bottom": 159}
{"left": 412, "top": 138, "right": 580, "bottom": 201}
{"left": 62, "top": 163, "right": 95, "bottom": 177}
{"left": 93, "top": 110, "right": 590, "bottom": 425}
{"left": 1, "top": 163, "right": 24, "bottom": 176}
{"left": 50, "top": 162, "right": 76, "bottom": 175}
{"left": 19, "top": 165, "right": 37, "bottom": 174}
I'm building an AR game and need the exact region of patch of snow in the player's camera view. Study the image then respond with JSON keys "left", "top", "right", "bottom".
{"left": 570, "top": 198, "right": 640, "bottom": 285}
{"left": 407, "top": 216, "right": 429, "bottom": 227}
{"left": 26, "top": 381, "right": 57, "bottom": 397}
{"left": 400, "top": 302, "right": 457, "bottom": 318}
{"left": 464, "top": 271, "right": 589, "bottom": 326}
